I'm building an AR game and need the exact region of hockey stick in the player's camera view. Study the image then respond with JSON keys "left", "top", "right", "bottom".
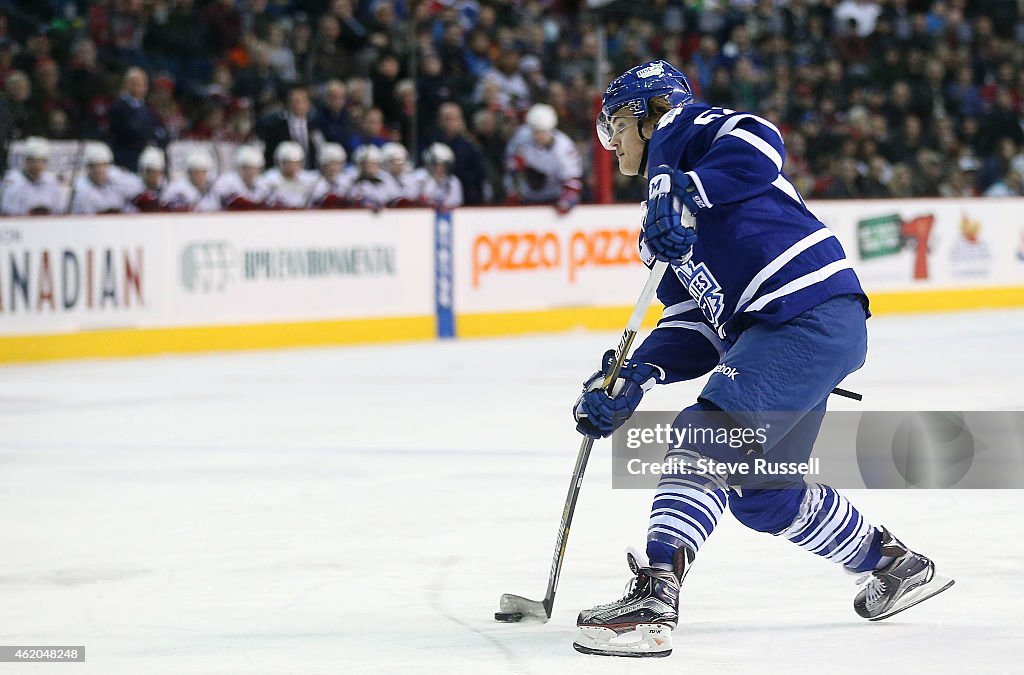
{"left": 63, "top": 140, "right": 87, "bottom": 215}
{"left": 496, "top": 259, "right": 670, "bottom": 624}
{"left": 831, "top": 386, "right": 862, "bottom": 401}
{"left": 301, "top": 172, "right": 324, "bottom": 209}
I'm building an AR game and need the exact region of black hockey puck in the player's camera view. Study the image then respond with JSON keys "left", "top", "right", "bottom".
{"left": 494, "top": 611, "right": 524, "bottom": 623}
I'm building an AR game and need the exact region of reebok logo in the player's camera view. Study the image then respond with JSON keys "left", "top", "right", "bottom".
{"left": 690, "top": 192, "right": 708, "bottom": 210}
{"left": 712, "top": 364, "right": 739, "bottom": 380}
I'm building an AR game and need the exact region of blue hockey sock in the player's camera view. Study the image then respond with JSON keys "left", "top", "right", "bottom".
{"left": 772, "top": 483, "right": 882, "bottom": 572}
{"left": 861, "top": 527, "right": 887, "bottom": 572}
{"left": 646, "top": 450, "right": 730, "bottom": 566}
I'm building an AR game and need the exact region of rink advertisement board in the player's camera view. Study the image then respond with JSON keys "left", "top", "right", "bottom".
{"left": 168, "top": 210, "right": 434, "bottom": 325}
{"left": 813, "top": 199, "right": 1024, "bottom": 292}
{"left": 1, "top": 197, "right": 1023, "bottom": 361}
{"left": 0, "top": 210, "right": 436, "bottom": 361}
{"left": 0, "top": 216, "right": 164, "bottom": 335}
{"left": 449, "top": 204, "right": 655, "bottom": 335}
{"left": 0, "top": 211, "right": 433, "bottom": 331}
{"left": 449, "top": 200, "right": 1024, "bottom": 331}
{"left": 451, "top": 204, "right": 648, "bottom": 314}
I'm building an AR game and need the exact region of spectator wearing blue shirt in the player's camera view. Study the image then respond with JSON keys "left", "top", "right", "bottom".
{"left": 464, "top": 30, "right": 493, "bottom": 78}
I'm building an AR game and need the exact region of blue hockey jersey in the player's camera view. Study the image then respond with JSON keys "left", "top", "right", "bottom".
{"left": 631, "top": 103, "right": 868, "bottom": 384}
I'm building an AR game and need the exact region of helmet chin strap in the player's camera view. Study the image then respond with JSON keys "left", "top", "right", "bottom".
{"left": 636, "top": 118, "right": 651, "bottom": 176}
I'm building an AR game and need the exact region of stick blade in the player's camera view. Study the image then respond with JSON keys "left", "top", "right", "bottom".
{"left": 497, "top": 593, "right": 549, "bottom": 623}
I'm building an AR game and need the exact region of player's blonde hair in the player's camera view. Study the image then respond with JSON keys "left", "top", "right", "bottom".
{"left": 647, "top": 96, "right": 674, "bottom": 124}
{"left": 636, "top": 96, "right": 676, "bottom": 139}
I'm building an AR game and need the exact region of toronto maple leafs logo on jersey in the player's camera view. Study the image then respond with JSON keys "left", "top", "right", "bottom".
{"left": 637, "top": 62, "right": 666, "bottom": 79}
{"left": 673, "top": 260, "right": 725, "bottom": 326}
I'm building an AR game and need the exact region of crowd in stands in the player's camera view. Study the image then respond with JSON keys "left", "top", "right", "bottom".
{"left": 0, "top": 0, "right": 1023, "bottom": 215}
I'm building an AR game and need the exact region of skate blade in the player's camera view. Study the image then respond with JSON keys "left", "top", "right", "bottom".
{"left": 573, "top": 624, "right": 673, "bottom": 658}
{"left": 869, "top": 574, "right": 955, "bottom": 622}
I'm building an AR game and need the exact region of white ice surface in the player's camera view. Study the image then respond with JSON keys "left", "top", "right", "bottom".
{"left": 2, "top": 310, "right": 1023, "bottom": 674}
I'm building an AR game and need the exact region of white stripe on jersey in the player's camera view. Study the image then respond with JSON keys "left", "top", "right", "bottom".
{"left": 684, "top": 170, "right": 713, "bottom": 208}
{"left": 744, "top": 259, "right": 853, "bottom": 313}
{"left": 661, "top": 299, "right": 697, "bottom": 319}
{"left": 711, "top": 113, "right": 783, "bottom": 145}
{"left": 772, "top": 175, "right": 803, "bottom": 204}
{"left": 736, "top": 228, "right": 836, "bottom": 312}
{"left": 728, "top": 128, "right": 783, "bottom": 170}
{"left": 656, "top": 320, "right": 726, "bottom": 357}
{"left": 708, "top": 113, "right": 803, "bottom": 206}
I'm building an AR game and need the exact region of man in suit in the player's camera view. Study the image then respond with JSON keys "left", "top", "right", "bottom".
{"left": 107, "top": 68, "right": 167, "bottom": 170}
{"left": 258, "top": 84, "right": 321, "bottom": 170}
{"left": 318, "top": 79, "right": 353, "bottom": 152}
{"left": 430, "top": 102, "right": 486, "bottom": 205}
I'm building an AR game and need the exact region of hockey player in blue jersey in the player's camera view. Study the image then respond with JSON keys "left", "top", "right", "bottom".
{"left": 571, "top": 60, "right": 954, "bottom": 658}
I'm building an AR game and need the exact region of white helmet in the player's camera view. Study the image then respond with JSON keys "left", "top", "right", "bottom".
{"left": 274, "top": 141, "right": 305, "bottom": 166}
{"left": 319, "top": 142, "right": 347, "bottom": 166}
{"left": 424, "top": 142, "right": 455, "bottom": 166}
{"left": 138, "top": 146, "right": 165, "bottom": 171}
{"left": 235, "top": 145, "right": 265, "bottom": 169}
{"left": 353, "top": 144, "right": 382, "bottom": 165}
{"left": 526, "top": 103, "right": 557, "bottom": 132}
{"left": 381, "top": 142, "right": 408, "bottom": 164}
{"left": 84, "top": 141, "right": 113, "bottom": 165}
{"left": 186, "top": 150, "right": 213, "bottom": 172}
{"left": 23, "top": 137, "right": 50, "bottom": 160}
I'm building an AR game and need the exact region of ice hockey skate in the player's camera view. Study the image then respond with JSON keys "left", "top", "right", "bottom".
{"left": 573, "top": 546, "right": 693, "bottom": 658}
{"left": 854, "top": 528, "right": 955, "bottom": 621}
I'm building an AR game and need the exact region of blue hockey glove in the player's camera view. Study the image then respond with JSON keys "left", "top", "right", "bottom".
{"left": 573, "top": 349, "right": 665, "bottom": 438}
{"left": 642, "top": 165, "right": 700, "bottom": 262}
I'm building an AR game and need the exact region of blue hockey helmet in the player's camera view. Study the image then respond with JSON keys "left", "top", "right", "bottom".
{"left": 596, "top": 60, "right": 694, "bottom": 150}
